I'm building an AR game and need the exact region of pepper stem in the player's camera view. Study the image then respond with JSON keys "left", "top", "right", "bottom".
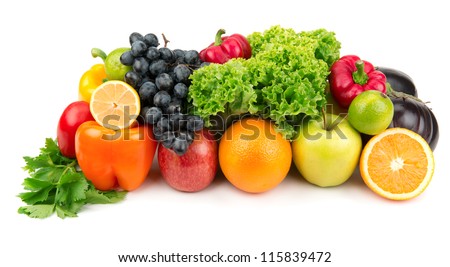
{"left": 214, "top": 29, "right": 226, "bottom": 46}
{"left": 352, "top": 60, "right": 369, "bottom": 85}
{"left": 91, "top": 48, "right": 107, "bottom": 62}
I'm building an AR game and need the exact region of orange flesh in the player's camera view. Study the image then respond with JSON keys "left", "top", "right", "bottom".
{"left": 367, "top": 133, "right": 428, "bottom": 194}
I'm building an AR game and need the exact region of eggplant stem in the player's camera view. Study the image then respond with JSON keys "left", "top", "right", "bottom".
{"left": 387, "top": 90, "right": 425, "bottom": 104}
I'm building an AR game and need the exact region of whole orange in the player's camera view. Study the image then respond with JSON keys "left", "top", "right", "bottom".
{"left": 219, "top": 117, "right": 292, "bottom": 193}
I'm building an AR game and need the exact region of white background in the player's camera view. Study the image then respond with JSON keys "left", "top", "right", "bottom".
{"left": 1, "top": 0, "right": 449, "bottom": 266}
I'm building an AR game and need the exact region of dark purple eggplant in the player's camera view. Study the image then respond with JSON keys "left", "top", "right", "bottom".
{"left": 377, "top": 67, "right": 418, "bottom": 97}
{"left": 388, "top": 92, "right": 439, "bottom": 150}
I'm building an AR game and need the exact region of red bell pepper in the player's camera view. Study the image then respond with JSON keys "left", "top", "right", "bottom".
{"left": 329, "top": 55, "right": 387, "bottom": 108}
{"left": 75, "top": 121, "right": 158, "bottom": 191}
{"left": 199, "top": 29, "right": 252, "bottom": 64}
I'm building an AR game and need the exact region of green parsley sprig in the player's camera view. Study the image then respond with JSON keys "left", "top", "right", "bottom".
{"left": 18, "top": 138, "right": 127, "bottom": 219}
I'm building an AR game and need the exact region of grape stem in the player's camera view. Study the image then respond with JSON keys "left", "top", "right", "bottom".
{"left": 162, "top": 33, "right": 170, "bottom": 48}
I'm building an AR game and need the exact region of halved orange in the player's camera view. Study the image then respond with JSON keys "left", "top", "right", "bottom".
{"left": 360, "top": 128, "right": 434, "bottom": 200}
{"left": 90, "top": 80, "right": 140, "bottom": 130}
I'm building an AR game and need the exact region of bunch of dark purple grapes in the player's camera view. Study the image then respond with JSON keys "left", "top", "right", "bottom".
{"left": 120, "top": 32, "right": 207, "bottom": 155}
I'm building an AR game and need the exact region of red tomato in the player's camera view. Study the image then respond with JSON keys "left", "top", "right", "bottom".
{"left": 57, "top": 101, "right": 94, "bottom": 158}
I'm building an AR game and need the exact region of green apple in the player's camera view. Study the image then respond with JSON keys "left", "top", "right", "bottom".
{"left": 292, "top": 113, "right": 362, "bottom": 187}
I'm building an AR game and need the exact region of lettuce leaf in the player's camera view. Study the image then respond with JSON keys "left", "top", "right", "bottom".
{"left": 188, "top": 26, "right": 341, "bottom": 140}
{"left": 188, "top": 59, "right": 259, "bottom": 127}
{"left": 299, "top": 29, "right": 342, "bottom": 68}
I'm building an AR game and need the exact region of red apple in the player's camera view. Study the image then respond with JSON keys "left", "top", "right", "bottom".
{"left": 158, "top": 129, "right": 218, "bottom": 192}
{"left": 57, "top": 101, "right": 94, "bottom": 158}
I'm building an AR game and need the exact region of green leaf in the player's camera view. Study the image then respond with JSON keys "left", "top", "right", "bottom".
{"left": 44, "top": 139, "right": 75, "bottom": 167}
{"left": 85, "top": 189, "right": 127, "bottom": 204}
{"left": 43, "top": 138, "right": 59, "bottom": 153}
{"left": 22, "top": 139, "right": 75, "bottom": 174}
{"left": 23, "top": 139, "right": 58, "bottom": 172}
{"left": 33, "top": 167, "right": 64, "bottom": 183}
{"left": 56, "top": 171, "right": 89, "bottom": 205}
{"left": 188, "top": 59, "right": 258, "bottom": 126}
{"left": 22, "top": 178, "right": 53, "bottom": 190}
{"left": 18, "top": 185, "right": 54, "bottom": 205}
{"left": 18, "top": 204, "right": 55, "bottom": 219}
{"left": 299, "top": 29, "right": 341, "bottom": 67}
{"left": 23, "top": 154, "right": 52, "bottom": 173}
{"left": 18, "top": 138, "right": 128, "bottom": 219}
{"left": 55, "top": 204, "right": 79, "bottom": 219}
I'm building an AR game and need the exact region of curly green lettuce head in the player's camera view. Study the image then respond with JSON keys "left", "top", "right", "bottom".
{"left": 188, "top": 26, "right": 341, "bottom": 140}
{"left": 251, "top": 42, "right": 329, "bottom": 139}
{"left": 299, "top": 28, "right": 341, "bottom": 67}
{"left": 247, "top": 25, "right": 299, "bottom": 56}
{"left": 248, "top": 26, "right": 341, "bottom": 67}
{"left": 188, "top": 59, "right": 258, "bottom": 127}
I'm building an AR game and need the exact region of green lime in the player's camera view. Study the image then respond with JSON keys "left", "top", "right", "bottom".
{"left": 347, "top": 90, "right": 394, "bottom": 135}
{"left": 91, "top": 47, "right": 132, "bottom": 81}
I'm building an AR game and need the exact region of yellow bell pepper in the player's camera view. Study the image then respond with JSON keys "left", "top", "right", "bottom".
{"left": 78, "top": 64, "right": 107, "bottom": 102}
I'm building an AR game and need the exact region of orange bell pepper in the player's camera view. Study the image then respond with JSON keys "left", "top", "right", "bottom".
{"left": 75, "top": 121, "right": 157, "bottom": 191}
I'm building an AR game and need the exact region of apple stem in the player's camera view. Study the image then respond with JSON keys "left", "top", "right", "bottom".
{"left": 328, "top": 117, "right": 341, "bottom": 130}
{"left": 321, "top": 107, "right": 328, "bottom": 130}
